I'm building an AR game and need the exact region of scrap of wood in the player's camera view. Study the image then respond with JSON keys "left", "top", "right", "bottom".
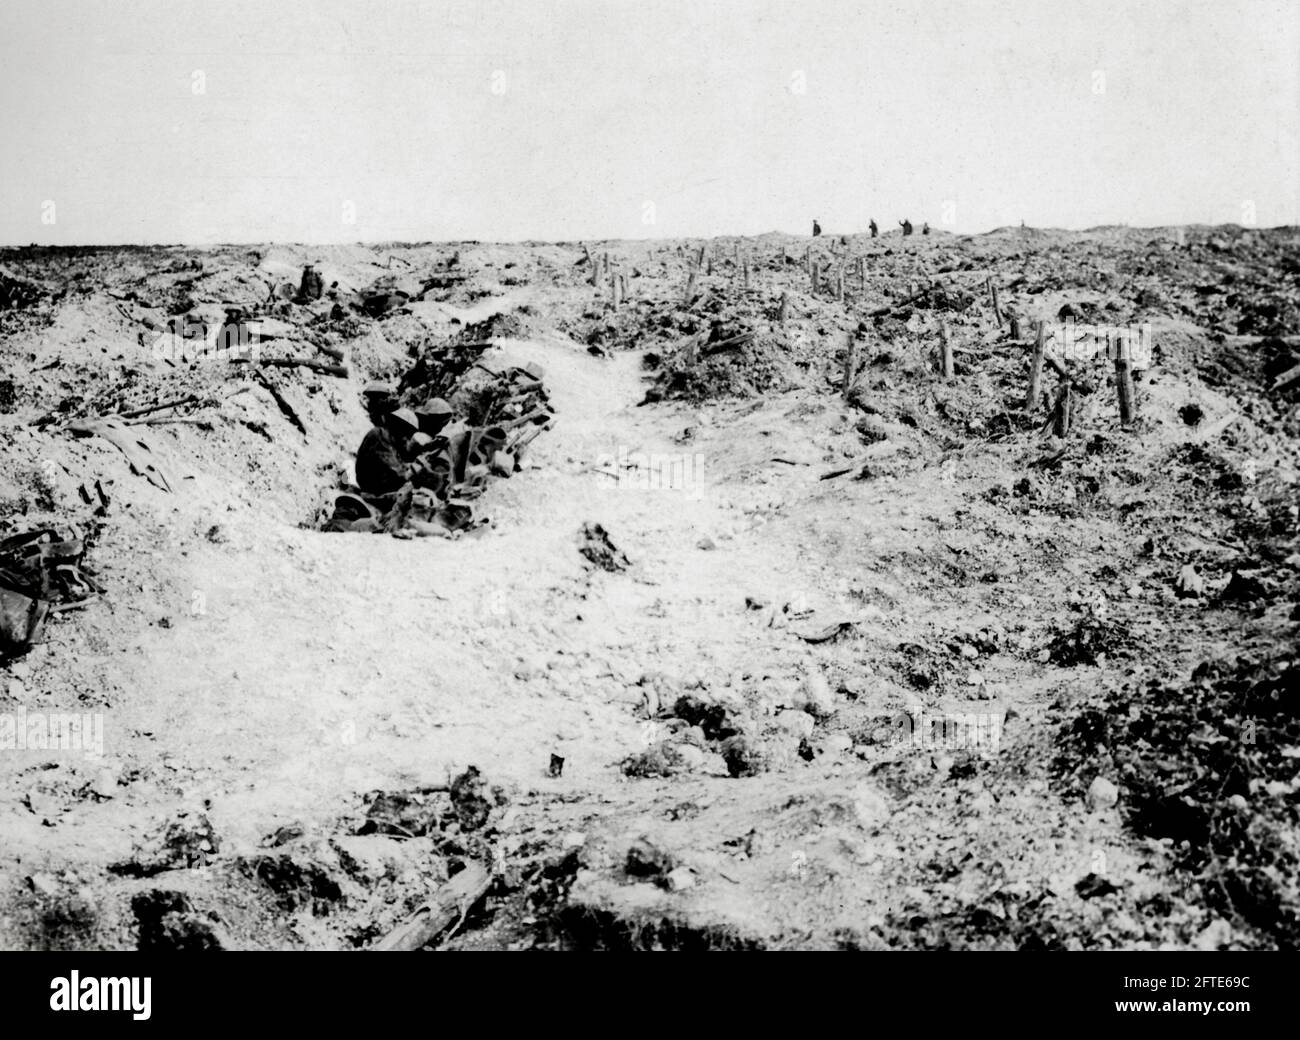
{"left": 250, "top": 357, "right": 350, "bottom": 377}
{"left": 371, "top": 861, "right": 491, "bottom": 951}
{"left": 118, "top": 394, "right": 199, "bottom": 420}
{"left": 1223, "top": 334, "right": 1300, "bottom": 347}
{"left": 310, "top": 341, "right": 347, "bottom": 362}
{"left": 1271, "top": 362, "right": 1300, "bottom": 393}
{"left": 800, "top": 620, "right": 857, "bottom": 643}
{"left": 127, "top": 416, "right": 210, "bottom": 427}
{"left": 253, "top": 371, "right": 307, "bottom": 436}
{"left": 700, "top": 331, "right": 754, "bottom": 357}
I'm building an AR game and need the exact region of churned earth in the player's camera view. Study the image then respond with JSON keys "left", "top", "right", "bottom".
{"left": 0, "top": 226, "right": 1297, "bottom": 949}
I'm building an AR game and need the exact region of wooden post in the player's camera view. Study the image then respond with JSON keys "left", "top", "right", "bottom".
{"left": 743, "top": 258, "right": 750, "bottom": 289}
{"left": 842, "top": 331, "right": 858, "bottom": 398}
{"left": 940, "top": 321, "right": 954, "bottom": 379}
{"left": 684, "top": 270, "right": 697, "bottom": 306}
{"left": 1025, "top": 321, "right": 1046, "bottom": 410}
{"left": 989, "top": 278, "right": 1004, "bottom": 326}
{"left": 779, "top": 292, "right": 789, "bottom": 326}
{"left": 1114, "top": 330, "right": 1136, "bottom": 425}
{"left": 610, "top": 270, "right": 620, "bottom": 309}
{"left": 1010, "top": 315, "right": 1023, "bottom": 340}
{"left": 836, "top": 267, "right": 844, "bottom": 302}
{"left": 371, "top": 861, "right": 491, "bottom": 951}
{"left": 810, "top": 259, "right": 818, "bottom": 295}
{"left": 619, "top": 272, "right": 628, "bottom": 302}
{"left": 1051, "top": 383, "right": 1073, "bottom": 437}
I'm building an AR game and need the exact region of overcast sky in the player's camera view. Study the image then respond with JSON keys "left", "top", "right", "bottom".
{"left": 1, "top": 0, "right": 1296, "bottom": 244}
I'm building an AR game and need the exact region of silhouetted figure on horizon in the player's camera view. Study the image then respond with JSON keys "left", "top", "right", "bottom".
{"left": 812, "top": 219, "right": 822, "bottom": 237}
{"left": 922, "top": 222, "right": 930, "bottom": 235}
{"left": 869, "top": 219, "right": 878, "bottom": 238}
{"left": 899, "top": 218, "right": 913, "bottom": 236}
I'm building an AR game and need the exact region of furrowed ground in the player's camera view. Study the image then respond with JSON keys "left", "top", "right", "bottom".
{"left": 1, "top": 226, "right": 1297, "bottom": 949}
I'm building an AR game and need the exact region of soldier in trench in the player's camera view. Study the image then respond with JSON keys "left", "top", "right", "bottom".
{"left": 355, "top": 387, "right": 420, "bottom": 497}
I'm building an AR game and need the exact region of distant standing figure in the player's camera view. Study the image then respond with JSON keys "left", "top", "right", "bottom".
{"left": 296, "top": 263, "right": 324, "bottom": 302}
{"left": 922, "top": 222, "right": 930, "bottom": 235}
{"left": 869, "top": 219, "right": 878, "bottom": 238}
{"left": 899, "top": 219, "right": 913, "bottom": 236}
{"left": 812, "top": 219, "right": 822, "bottom": 237}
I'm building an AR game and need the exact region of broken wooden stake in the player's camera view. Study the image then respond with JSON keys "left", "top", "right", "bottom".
{"left": 988, "top": 278, "right": 1004, "bottom": 326}
{"left": 684, "top": 270, "right": 697, "bottom": 306}
{"left": 1114, "top": 332, "right": 1137, "bottom": 425}
{"left": 233, "top": 357, "right": 349, "bottom": 377}
{"left": 779, "top": 292, "right": 789, "bottom": 326}
{"left": 1051, "top": 382, "right": 1074, "bottom": 437}
{"left": 842, "top": 331, "right": 859, "bottom": 398}
{"left": 1025, "top": 321, "right": 1046, "bottom": 410}
{"left": 939, "top": 322, "right": 954, "bottom": 380}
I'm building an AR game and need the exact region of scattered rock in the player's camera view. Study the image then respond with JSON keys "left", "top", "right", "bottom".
{"left": 1086, "top": 776, "right": 1119, "bottom": 810}
{"left": 1174, "top": 564, "right": 1205, "bottom": 599}
{"left": 664, "top": 866, "right": 696, "bottom": 892}
{"left": 792, "top": 672, "right": 836, "bottom": 718}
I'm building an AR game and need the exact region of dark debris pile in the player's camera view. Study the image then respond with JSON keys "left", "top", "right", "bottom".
{"left": 0, "top": 519, "right": 103, "bottom": 659}
{"left": 1054, "top": 652, "right": 1300, "bottom": 948}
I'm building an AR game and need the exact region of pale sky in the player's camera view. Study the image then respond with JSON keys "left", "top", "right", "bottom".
{"left": 1, "top": 0, "right": 1296, "bottom": 243}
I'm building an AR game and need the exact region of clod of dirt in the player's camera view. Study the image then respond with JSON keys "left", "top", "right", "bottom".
{"left": 132, "top": 890, "right": 231, "bottom": 950}
{"left": 1074, "top": 873, "right": 1122, "bottom": 900}
{"left": 578, "top": 521, "right": 630, "bottom": 572}
{"left": 357, "top": 790, "right": 440, "bottom": 838}
{"left": 625, "top": 835, "right": 676, "bottom": 880}
{"left": 240, "top": 852, "right": 345, "bottom": 915}
{"left": 718, "top": 733, "right": 773, "bottom": 777}
{"left": 111, "top": 813, "right": 220, "bottom": 878}
{"left": 670, "top": 694, "right": 741, "bottom": 742}
{"left": 1046, "top": 608, "right": 1136, "bottom": 666}
{"left": 1219, "top": 569, "right": 1267, "bottom": 605}
{"left": 622, "top": 741, "right": 689, "bottom": 779}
